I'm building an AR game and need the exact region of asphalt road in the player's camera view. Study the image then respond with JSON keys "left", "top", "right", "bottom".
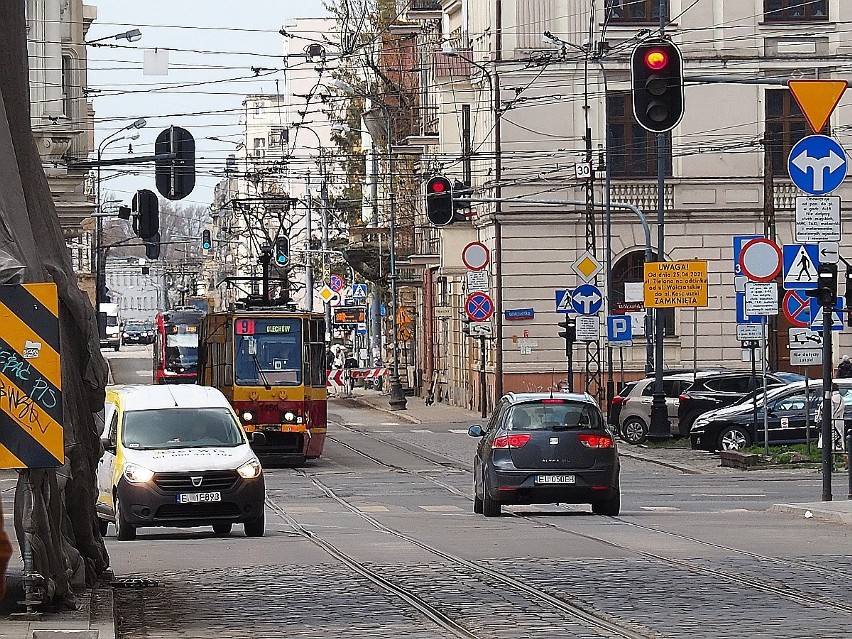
{"left": 102, "top": 349, "right": 852, "bottom": 638}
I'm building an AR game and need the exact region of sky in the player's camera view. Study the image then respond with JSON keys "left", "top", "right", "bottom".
{"left": 87, "top": 0, "right": 330, "bottom": 210}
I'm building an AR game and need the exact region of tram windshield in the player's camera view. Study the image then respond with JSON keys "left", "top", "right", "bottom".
{"left": 164, "top": 324, "right": 199, "bottom": 373}
{"left": 234, "top": 318, "right": 302, "bottom": 386}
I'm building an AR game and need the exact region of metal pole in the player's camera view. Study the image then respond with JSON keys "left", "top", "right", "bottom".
{"left": 762, "top": 316, "right": 769, "bottom": 456}
{"left": 304, "top": 173, "right": 313, "bottom": 312}
{"left": 751, "top": 342, "right": 758, "bottom": 437}
{"left": 320, "top": 171, "right": 331, "bottom": 339}
{"left": 805, "top": 369, "right": 811, "bottom": 455}
{"left": 649, "top": 132, "right": 669, "bottom": 438}
{"left": 480, "top": 335, "right": 487, "bottom": 418}
{"left": 567, "top": 339, "right": 574, "bottom": 393}
{"left": 386, "top": 109, "right": 406, "bottom": 410}
{"left": 822, "top": 305, "right": 833, "bottom": 501}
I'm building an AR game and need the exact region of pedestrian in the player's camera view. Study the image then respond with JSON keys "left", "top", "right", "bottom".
{"left": 0, "top": 496, "right": 10, "bottom": 600}
{"left": 837, "top": 355, "right": 852, "bottom": 378}
{"left": 817, "top": 383, "right": 846, "bottom": 453}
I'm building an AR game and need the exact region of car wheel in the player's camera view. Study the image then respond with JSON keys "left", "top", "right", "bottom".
{"left": 114, "top": 496, "right": 136, "bottom": 541}
{"left": 473, "top": 494, "right": 483, "bottom": 514}
{"left": 244, "top": 511, "right": 265, "bottom": 537}
{"left": 718, "top": 425, "right": 751, "bottom": 451}
{"left": 482, "top": 476, "right": 501, "bottom": 518}
{"left": 212, "top": 522, "right": 233, "bottom": 535}
{"left": 621, "top": 417, "right": 648, "bottom": 445}
{"left": 98, "top": 517, "right": 108, "bottom": 537}
{"left": 592, "top": 488, "right": 621, "bottom": 516}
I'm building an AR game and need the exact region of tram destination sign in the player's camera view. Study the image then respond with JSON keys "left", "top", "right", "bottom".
{"left": 643, "top": 260, "right": 708, "bottom": 308}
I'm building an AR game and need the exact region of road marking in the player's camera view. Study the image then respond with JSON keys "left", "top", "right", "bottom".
{"left": 349, "top": 422, "right": 364, "bottom": 426}
{"left": 358, "top": 505, "right": 389, "bottom": 513}
{"left": 691, "top": 494, "right": 766, "bottom": 498}
{"left": 379, "top": 422, "right": 400, "bottom": 426}
{"left": 419, "top": 505, "right": 463, "bottom": 512}
{"left": 449, "top": 429, "right": 469, "bottom": 434}
{"left": 136, "top": 371, "right": 149, "bottom": 377}
{"left": 283, "top": 506, "right": 323, "bottom": 514}
{"left": 639, "top": 506, "right": 680, "bottom": 511}
{"left": 411, "top": 429, "right": 433, "bottom": 434}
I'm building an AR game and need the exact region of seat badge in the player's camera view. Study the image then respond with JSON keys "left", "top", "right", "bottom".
{"left": 191, "top": 476, "right": 203, "bottom": 487}
{"left": 549, "top": 437, "right": 559, "bottom": 445}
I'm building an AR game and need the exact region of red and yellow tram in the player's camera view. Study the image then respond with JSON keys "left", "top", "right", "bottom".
{"left": 152, "top": 307, "right": 206, "bottom": 384}
{"left": 197, "top": 309, "right": 327, "bottom": 464}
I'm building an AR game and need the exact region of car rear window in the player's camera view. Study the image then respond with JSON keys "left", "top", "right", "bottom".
{"left": 509, "top": 401, "right": 604, "bottom": 431}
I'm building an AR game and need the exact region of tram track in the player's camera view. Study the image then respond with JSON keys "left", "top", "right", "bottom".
{"left": 324, "top": 420, "right": 852, "bottom": 617}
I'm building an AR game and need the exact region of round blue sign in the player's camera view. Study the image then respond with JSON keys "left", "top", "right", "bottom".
{"left": 571, "top": 284, "right": 603, "bottom": 315}
{"left": 465, "top": 292, "right": 494, "bottom": 321}
{"left": 787, "top": 134, "right": 847, "bottom": 195}
{"left": 329, "top": 274, "right": 344, "bottom": 292}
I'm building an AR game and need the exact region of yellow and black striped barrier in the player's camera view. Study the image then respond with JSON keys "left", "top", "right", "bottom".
{"left": 0, "top": 283, "right": 62, "bottom": 469}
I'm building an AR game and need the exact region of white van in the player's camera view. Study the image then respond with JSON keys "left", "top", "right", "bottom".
{"left": 99, "top": 302, "right": 122, "bottom": 351}
{"left": 96, "top": 384, "right": 266, "bottom": 540}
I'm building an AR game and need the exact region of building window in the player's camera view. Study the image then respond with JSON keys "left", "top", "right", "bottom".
{"left": 607, "top": 93, "right": 672, "bottom": 178}
{"left": 269, "top": 127, "right": 288, "bottom": 148}
{"left": 607, "top": 0, "right": 668, "bottom": 22}
{"left": 61, "top": 54, "right": 74, "bottom": 118}
{"left": 765, "top": 89, "right": 820, "bottom": 175}
{"left": 764, "top": 0, "right": 827, "bottom": 22}
{"left": 612, "top": 250, "right": 674, "bottom": 337}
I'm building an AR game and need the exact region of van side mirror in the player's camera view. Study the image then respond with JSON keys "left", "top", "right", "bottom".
{"left": 100, "top": 437, "right": 116, "bottom": 454}
{"left": 468, "top": 424, "right": 485, "bottom": 438}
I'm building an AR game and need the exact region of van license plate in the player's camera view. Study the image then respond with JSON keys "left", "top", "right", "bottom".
{"left": 535, "top": 475, "right": 575, "bottom": 485}
{"left": 177, "top": 492, "right": 221, "bottom": 504}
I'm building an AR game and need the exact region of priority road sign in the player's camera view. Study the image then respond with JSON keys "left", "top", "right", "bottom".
{"left": 782, "top": 244, "right": 819, "bottom": 290}
{"left": 782, "top": 290, "right": 811, "bottom": 328}
{"left": 465, "top": 292, "right": 494, "bottom": 322}
{"left": 788, "top": 135, "right": 848, "bottom": 195}
{"left": 571, "top": 284, "right": 603, "bottom": 315}
{"left": 739, "top": 238, "right": 782, "bottom": 282}
{"left": 0, "top": 284, "right": 63, "bottom": 469}
{"left": 555, "top": 289, "right": 573, "bottom": 313}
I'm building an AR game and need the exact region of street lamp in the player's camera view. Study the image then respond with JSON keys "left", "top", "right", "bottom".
{"left": 85, "top": 29, "right": 142, "bottom": 46}
{"left": 95, "top": 118, "right": 147, "bottom": 311}
{"left": 335, "top": 79, "right": 407, "bottom": 410}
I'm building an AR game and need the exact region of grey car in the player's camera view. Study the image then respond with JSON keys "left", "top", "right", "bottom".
{"left": 468, "top": 393, "right": 620, "bottom": 517}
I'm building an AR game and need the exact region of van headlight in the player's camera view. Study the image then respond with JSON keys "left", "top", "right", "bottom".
{"left": 237, "top": 458, "right": 262, "bottom": 479}
{"left": 123, "top": 463, "right": 155, "bottom": 484}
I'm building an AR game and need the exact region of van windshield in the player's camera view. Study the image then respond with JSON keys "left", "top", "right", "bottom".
{"left": 122, "top": 408, "right": 245, "bottom": 449}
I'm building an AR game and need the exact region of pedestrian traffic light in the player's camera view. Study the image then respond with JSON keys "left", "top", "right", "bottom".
{"left": 274, "top": 237, "right": 289, "bottom": 266}
{"left": 558, "top": 317, "right": 576, "bottom": 355}
{"left": 426, "top": 175, "right": 453, "bottom": 226}
{"left": 808, "top": 262, "right": 837, "bottom": 308}
{"left": 202, "top": 229, "right": 212, "bottom": 250}
{"left": 133, "top": 189, "right": 159, "bottom": 239}
{"left": 155, "top": 125, "right": 196, "bottom": 200}
{"left": 630, "top": 39, "right": 684, "bottom": 133}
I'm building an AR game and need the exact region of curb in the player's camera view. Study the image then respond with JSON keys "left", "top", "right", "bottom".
{"left": 769, "top": 502, "right": 852, "bottom": 525}
{"left": 618, "top": 449, "right": 706, "bottom": 475}
{"left": 340, "top": 395, "right": 423, "bottom": 424}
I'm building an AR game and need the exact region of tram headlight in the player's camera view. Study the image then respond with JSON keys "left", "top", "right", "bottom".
{"left": 237, "top": 458, "right": 262, "bottom": 479}
{"left": 242, "top": 411, "right": 254, "bottom": 422}
{"left": 284, "top": 411, "right": 296, "bottom": 423}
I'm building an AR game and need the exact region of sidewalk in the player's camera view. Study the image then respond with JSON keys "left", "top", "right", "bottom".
{"left": 337, "top": 386, "right": 483, "bottom": 425}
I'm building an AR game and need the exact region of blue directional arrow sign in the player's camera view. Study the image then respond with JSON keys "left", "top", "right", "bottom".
{"left": 782, "top": 244, "right": 819, "bottom": 290}
{"left": 571, "top": 284, "right": 603, "bottom": 315}
{"left": 809, "top": 297, "right": 844, "bottom": 331}
{"left": 607, "top": 315, "right": 632, "bottom": 345}
{"left": 788, "top": 135, "right": 848, "bottom": 195}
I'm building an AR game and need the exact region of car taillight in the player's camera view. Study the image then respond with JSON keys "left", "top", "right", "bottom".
{"left": 611, "top": 396, "right": 625, "bottom": 406}
{"left": 578, "top": 434, "right": 614, "bottom": 449}
{"left": 492, "top": 433, "right": 531, "bottom": 449}
{"left": 679, "top": 394, "right": 689, "bottom": 402}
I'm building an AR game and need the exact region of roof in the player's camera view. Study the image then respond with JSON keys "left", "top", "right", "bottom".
{"left": 504, "top": 392, "right": 597, "bottom": 406}
{"left": 107, "top": 384, "right": 232, "bottom": 412}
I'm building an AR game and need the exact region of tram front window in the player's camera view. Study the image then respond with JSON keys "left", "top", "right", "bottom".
{"left": 165, "top": 331, "right": 198, "bottom": 373}
{"left": 235, "top": 319, "right": 302, "bottom": 386}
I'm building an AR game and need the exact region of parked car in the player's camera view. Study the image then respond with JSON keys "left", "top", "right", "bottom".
{"left": 689, "top": 379, "right": 852, "bottom": 452}
{"left": 96, "top": 384, "right": 266, "bottom": 540}
{"left": 613, "top": 372, "right": 725, "bottom": 444}
{"left": 122, "top": 321, "right": 154, "bottom": 345}
{"left": 468, "top": 392, "right": 620, "bottom": 517}
{"left": 677, "top": 370, "right": 804, "bottom": 435}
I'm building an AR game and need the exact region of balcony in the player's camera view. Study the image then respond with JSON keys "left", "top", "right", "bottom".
{"left": 403, "top": 0, "right": 442, "bottom": 21}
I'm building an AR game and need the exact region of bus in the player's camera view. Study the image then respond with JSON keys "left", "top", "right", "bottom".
{"left": 197, "top": 309, "right": 327, "bottom": 465}
{"left": 152, "top": 307, "right": 206, "bottom": 384}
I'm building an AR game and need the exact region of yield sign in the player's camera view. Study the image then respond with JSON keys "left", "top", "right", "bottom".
{"left": 788, "top": 80, "right": 848, "bottom": 134}
{"left": 782, "top": 290, "right": 811, "bottom": 328}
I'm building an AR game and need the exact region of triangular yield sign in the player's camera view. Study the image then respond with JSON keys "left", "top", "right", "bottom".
{"left": 788, "top": 80, "right": 848, "bottom": 134}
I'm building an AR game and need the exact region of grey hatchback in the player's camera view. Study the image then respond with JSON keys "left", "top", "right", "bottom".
{"left": 468, "top": 393, "right": 620, "bottom": 517}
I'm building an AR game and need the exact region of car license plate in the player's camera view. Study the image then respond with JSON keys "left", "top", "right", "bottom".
{"left": 535, "top": 475, "right": 575, "bottom": 485}
{"left": 176, "top": 492, "right": 221, "bottom": 504}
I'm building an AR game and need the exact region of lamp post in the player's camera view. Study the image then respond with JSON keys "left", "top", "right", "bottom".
{"left": 85, "top": 29, "right": 142, "bottom": 46}
{"left": 95, "top": 118, "right": 147, "bottom": 312}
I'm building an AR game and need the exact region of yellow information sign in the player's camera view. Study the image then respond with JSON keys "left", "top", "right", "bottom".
{"left": 644, "top": 261, "right": 708, "bottom": 308}
{"left": 788, "top": 79, "right": 848, "bottom": 134}
{"left": 0, "top": 283, "right": 63, "bottom": 469}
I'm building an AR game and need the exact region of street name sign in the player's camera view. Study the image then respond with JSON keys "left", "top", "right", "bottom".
{"left": 787, "top": 135, "right": 847, "bottom": 195}
{"left": 788, "top": 80, "right": 848, "bottom": 134}
{"left": 643, "top": 260, "right": 708, "bottom": 308}
{"left": 576, "top": 315, "right": 599, "bottom": 342}
{"left": 744, "top": 281, "right": 778, "bottom": 316}
{"left": 794, "top": 196, "right": 841, "bottom": 242}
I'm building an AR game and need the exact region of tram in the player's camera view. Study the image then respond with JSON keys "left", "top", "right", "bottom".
{"left": 197, "top": 308, "right": 327, "bottom": 464}
{"left": 152, "top": 306, "right": 206, "bottom": 384}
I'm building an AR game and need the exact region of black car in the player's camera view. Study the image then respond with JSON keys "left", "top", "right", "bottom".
{"left": 677, "top": 371, "right": 804, "bottom": 435}
{"left": 122, "top": 321, "right": 154, "bottom": 345}
{"left": 468, "top": 393, "right": 620, "bottom": 517}
{"left": 689, "top": 380, "right": 852, "bottom": 452}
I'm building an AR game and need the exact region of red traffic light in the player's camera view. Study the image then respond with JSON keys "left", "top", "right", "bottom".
{"left": 428, "top": 177, "right": 450, "bottom": 194}
{"left": 644, "top": 49, "right": 669, "bottom": 71}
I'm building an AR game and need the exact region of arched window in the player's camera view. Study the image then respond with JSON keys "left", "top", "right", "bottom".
{"left": 612, "top": 250, "right": 675, "bottom": 336}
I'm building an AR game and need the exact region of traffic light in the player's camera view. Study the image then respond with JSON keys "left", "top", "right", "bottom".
{"left": 426, "top": 175, "right": 453, "bottom": 226}
{"left": 274, "top": 237, "right": 289, "bottom": 266}
{"left": 461, "top": 316, "right": 472, "bottom": 337}
{"left": 133, "top": 189, "right": 159, "bottom": 239}
{"left": 144, "top": 232, "right": 160, "bottom": 260}
{"left": 630, "top": 39, "right": 684, "bottom": 133}
{"left": 202, "top": 229, "right": 212, "bottom": 251}
{"left": 808, "top": 262, "right": 837, "bottom": 308}
{"left": 558, "top": 317, "right": 576, "bottom": 355}
{"left": 155, "top": 125, "right": 196, "bottom": 200}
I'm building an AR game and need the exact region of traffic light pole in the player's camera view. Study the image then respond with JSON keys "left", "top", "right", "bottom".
{"left": 479, "top": 335, "right": 487, "bottom": 418}
{"left": 821, "top": 304, "right": 833, "bottom": 501}
{"left": 649, "top": 132, "right": 670, "bottom": 439}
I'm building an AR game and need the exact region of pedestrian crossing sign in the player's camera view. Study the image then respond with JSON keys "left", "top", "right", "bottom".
{"left": 782, "top": 244, "right": 819, "bottom": 290}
